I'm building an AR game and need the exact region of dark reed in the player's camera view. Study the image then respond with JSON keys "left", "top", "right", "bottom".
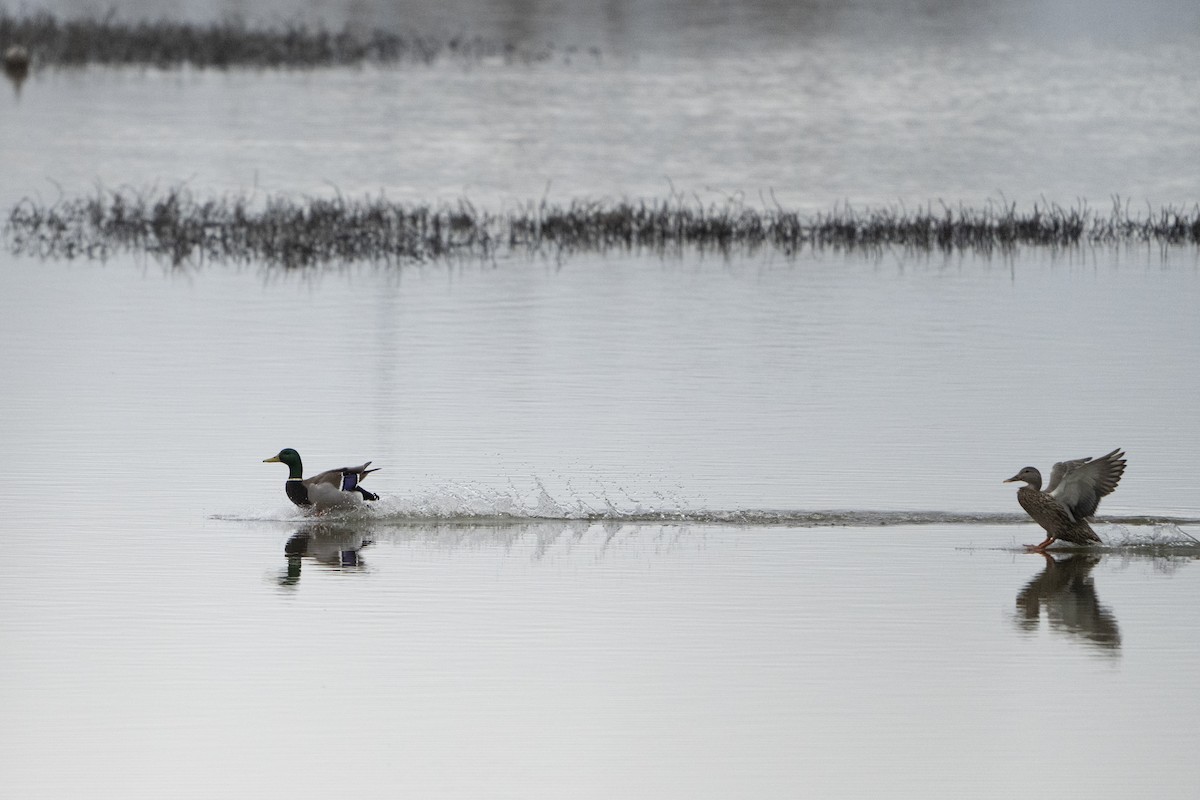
{"left": 5, "top": 188, "right": 1198, "bottom": 268}
{"left": 0, "top": 10, "right": 581, "bottom": 68}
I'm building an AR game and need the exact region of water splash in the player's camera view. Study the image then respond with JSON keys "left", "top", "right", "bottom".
{"left": 214, "top": 484, "right": 1200, "bottom": 529}
{"left": 986, "top": 523, "right": 1200, "bottom": 555}
{"left": 1098, "top": 523, "right": 1200, "bottom": 548}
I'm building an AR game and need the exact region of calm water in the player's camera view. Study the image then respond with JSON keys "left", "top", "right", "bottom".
{"left": 4, "top": 3, "right": 1200, "bottom": 210}
{"left": 3, "top": 1, "right": 1200, "bottom": 797}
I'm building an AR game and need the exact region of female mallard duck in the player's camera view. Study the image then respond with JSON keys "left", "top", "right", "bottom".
{"left": 264, "top": 448, "right": 380, "bottom": 511}
{"left": 1004, "top": 449, "right": 1126, "bottom": 551}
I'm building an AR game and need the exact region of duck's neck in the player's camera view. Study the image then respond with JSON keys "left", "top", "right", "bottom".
{"left": 284, "top": 457, "right": 304, "bottom": 480}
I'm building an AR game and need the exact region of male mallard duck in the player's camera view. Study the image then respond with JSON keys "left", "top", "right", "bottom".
{"left": 264, "top": 448, "right": 380, "bottom": 511}
{"left": 1004, "top": 448, "right": 1126, "bottom": 551}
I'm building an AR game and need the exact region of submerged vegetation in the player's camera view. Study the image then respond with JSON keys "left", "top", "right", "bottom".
{"left": 0, "top": 10, "right": 583, "bottom": 68}
{"left": 5, "top": 188, "right": 1199, "bottom": 268}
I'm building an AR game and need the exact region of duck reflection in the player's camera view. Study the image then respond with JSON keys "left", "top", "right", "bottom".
{"left": 279, "top": 524, "right": 373, "bottom": 586}
{"left": 1015, "top": 553, "right": 1120, "bottom": 652}
{"left": 4, "top": 45, "right": 30, "bottom": 94}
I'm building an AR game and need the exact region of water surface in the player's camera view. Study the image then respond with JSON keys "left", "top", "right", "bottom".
{"left": 4, "top": 516, "right": 1200, "bottom": 799}
{"left": 3, "top": 2, "right": 1200, "bottom": 797}
{"left": 5, "top": 2, "right": 1200, "bottom": 209}
{"left": 3, "top": 247, "right": 1200, "bottom": 799}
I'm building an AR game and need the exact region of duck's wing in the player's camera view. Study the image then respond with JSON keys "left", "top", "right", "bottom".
{"left": 1045, "top": 457, "right": 1092, "bottom": 494}
{"left": 302, "top": 467, "right": 346, "bottom": 490}
{"left": 304, "top": 462, "right": 379, "bottom": 492}
{"left": 1050, "top": 449, "right": 1126, "bottom": 520}
{"left": 338, "top": 462, "right": 380, "bottom": 492}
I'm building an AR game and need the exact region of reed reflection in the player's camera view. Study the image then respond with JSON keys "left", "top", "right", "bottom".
{"left": 279, "top": 524, "right": 373, "bottom": 587}
{"left": 1015, "top": 553, "right": 1120, "bottom": 652}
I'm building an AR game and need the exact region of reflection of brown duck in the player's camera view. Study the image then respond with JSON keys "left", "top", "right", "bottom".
{"left": 1004, "top": 449, "right": 1126, "bottom": 550}
{"left": 1015, "top": 553, "right": 1120, "bottom": 651}
{"left": 279, "top": 525, "right": 372, "bottom": 586}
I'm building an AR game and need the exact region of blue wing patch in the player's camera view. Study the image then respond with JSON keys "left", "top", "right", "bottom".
{"left": 341, "top": 472, "right": 359, "bottom": 491}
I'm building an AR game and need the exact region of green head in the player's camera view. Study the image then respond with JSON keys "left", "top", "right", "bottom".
{"left": 264, "top": 448, "right": 303, "bottom": 479}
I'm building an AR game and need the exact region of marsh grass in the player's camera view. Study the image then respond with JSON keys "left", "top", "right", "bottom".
{"left": 0, "top": 10, "right": 581, "bottom": 68}
{"left": 5, "top": 188, "right": 1198, "bottom": 268}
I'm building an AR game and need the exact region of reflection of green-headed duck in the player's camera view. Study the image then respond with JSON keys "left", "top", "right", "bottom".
{"left": 1005, "top": 449, "right": 1126, "bottom": 550}
{"left": 264, "top": 448, "right": 380, "bottom": 511}
{"left": 4, "top": 45, "right": 29, "bottom": 69}
{"left": 4, "top": 45, "right": 30, "bottom": 82}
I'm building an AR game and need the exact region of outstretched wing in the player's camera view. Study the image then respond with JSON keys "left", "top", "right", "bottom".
{"left": 1045, "top": 457, "right": 1091, "bottom": 494}
{"left": 1050, "top": 449, "right": 1126, "bottom": 520}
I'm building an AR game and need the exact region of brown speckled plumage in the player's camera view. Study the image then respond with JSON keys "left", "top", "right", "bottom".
{"left": 1005, "top": 449, "right": 1126, "bottom": 549}
{"left": 1015, "top": 485, "right": 1103, "bottom": 545}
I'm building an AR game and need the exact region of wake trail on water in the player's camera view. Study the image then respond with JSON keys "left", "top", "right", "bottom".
{"left": 1095, "top": 523, "right": 1200, "bottom": 548}
{"left": 213, "top": 483, "right": 1200, "bottom": 533}
{"left": 979, "top": 524, "right": 1200, "bottom": 553}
